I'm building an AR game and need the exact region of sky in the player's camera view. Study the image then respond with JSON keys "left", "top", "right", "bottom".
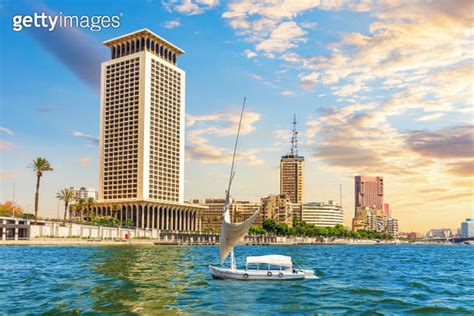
{"left": 0, "top": 0, "right": 473, "bottom": 233}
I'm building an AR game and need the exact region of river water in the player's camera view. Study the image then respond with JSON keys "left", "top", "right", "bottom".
{"left": 0, "top": 245, "right": 473, "bottom": 314}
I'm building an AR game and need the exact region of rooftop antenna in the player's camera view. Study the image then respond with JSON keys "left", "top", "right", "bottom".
{"left": 290, "top": 114, "right": 298, "bottom": 156}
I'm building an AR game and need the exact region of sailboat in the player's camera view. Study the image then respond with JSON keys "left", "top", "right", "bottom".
{"left": 208, "top": 98, "right": 316, "bottom": 281}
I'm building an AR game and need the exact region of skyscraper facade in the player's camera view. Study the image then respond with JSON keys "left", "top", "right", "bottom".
{"left": 354, "top": 176, "right": 384, "bottom": 211}
{"left": 280, "top": 115, "right": 304, "bottom": 204}
{"left": 89, "top": 29, "right": 206, "bottom": 232}
{"left": 99, "top": 29, "right": 184, "bottom": 203}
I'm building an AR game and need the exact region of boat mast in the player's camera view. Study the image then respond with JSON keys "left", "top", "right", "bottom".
{"left": 225, "top": 97, "right": 246, "bottom": 210}
{"left": 225, "top": 97, "right": 246, "bottom": 271}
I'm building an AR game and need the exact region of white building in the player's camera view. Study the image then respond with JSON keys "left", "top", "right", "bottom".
{"left": 89, "top": 29, "right": 206, "bottom": 232}
{"left": 73, "top": 187, "right": 98, "bottom": 200}
{"left": 302, "top": 201, "right": 343, "bottom": 227}
{"left": 386, "top": 217, "right": 399, "bottom": 237}
{"left": 426, "top": 228, "right": 455, "bottom": 238}
{"left": 461, "top": 218, "right": 474, "bottom": 238}
{"left": 99, "top": 28, "right": 185, "bottom": 203}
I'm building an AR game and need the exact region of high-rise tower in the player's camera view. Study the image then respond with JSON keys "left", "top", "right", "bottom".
{"left": 280, "top": 115, "right": 304, "bottom": 204}
{"left": 90, "top": 29, "right": 206, "bottom": 232}
{"left": 98, "top": 29, "right": 185, "bottom": 203}
{"left": 354, "top": 176, "right": 384, "bottom": 211}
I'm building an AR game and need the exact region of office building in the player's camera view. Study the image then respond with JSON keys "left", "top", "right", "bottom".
{"left": 302, "top": 201, "right": 343, "bottom": 227}
{"left": 90, "top": 29, "right": 206, "bottom": 231}
{"left": 280, "top": 115, "right": 304, "bottom": 204}
{"left": 461, "top": 218, "right": 474, "bottom": 238}
{"left": 199, "top": 198, "right": 226, "bottom": 231}
{"left": 260, "top": 194, "right": 300, "bottom": 227}
{"left": 231, "top": 201, "right": 262, "bottom": 226}
{"left": 198, "top": 198, "right": 261, "bottom": 231}
{"left": 354, "top": 176, "right": 384, "bottom": 211}
{"left": 73, "top": 187, "right": 98, "bottom": 200}
{"left": 386, "top": 217, "right": 399, "bottom": 237}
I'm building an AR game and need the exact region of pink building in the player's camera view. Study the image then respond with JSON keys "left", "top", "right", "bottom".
{"left": 354, "top": 176, "right": 384, "bottom": 212}
{"left": 383, "top": 203, "right": 390, "bottom": 217}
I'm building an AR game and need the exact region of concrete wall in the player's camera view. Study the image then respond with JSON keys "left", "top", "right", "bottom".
{"left": 30, "top": 223, "right": 158, "bottom": 239}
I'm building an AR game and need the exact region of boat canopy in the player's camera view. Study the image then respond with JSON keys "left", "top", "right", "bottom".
{"left": 246, "top": 255, "right": 293, "bottom": 268}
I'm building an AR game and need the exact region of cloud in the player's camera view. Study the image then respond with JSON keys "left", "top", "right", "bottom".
{"left": 186, "top": 135, "right": 263, "bottom": 165}
{"left": 0, "top": 171, "right": 22, "bottom": 179}
{"left": 255, "top": 21, "right": 307, "bottom": 53}
{"left": 429, "top": 192, "right": 474, "bottom": 202}
{"left": 298, "top": 72, "right": 319, "bottom": 90}
{"left": 222, "top": 0, "right": 344, "bottom": 54}
{"left": 280, "top": 90, "right": 295, "bottom": 97}
{"left": 243, "top": 49, "right": 257, "bottom": 59}
{"left": 78, "top": 156, "right": 92, "bottom": 166}
{"left": 407, "top": 126, "right": 474, "bottom": 159}
{"left": 416, "top": 113, "right": 444, "bottom": 122}
{"left": 164, "top": 0, "right": 220, "bottom": 15}
{"left": 72, "top": 131, "right": 99, "bottom": 145}
{"left": 248, "top": 73, "right": 263, "bottom": 81}
{"left": 186, "top": 109, "right": 263, "bottom": 164}
{"left": 0, "top": 127, "right": 14, "bottom": 136}
{"left": 448, "top": 161, "right": 474, "bottom": 177}
{"left": 163, "top": 19, "right": 182, "bottom": 29}
{"left": 0, "top": 141, "right": 13, "bottom": 150}
{"left": 273, "top": 129, "right": 291, "bottom": 140}
{"left": 36, "top": 107, "right": 54, "bottom": 113}
{"left": 187, "top": 110, "right": 261, "bottom": 135}
{"left": 27, "top": 6, "right": 107, "bottom": 92}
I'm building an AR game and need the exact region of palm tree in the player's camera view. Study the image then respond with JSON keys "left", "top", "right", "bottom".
{"left": 85, "top": 197, "right": 95, "bottom": 221}
{"left": 111, "top": 205, "right": 121, "bottom": 226}
{"left": 75, "top": 198, "right": 86, "bottom": 223}
{"left": 28, "top": 157, "right": 53, "bottom": 224}
{"left": 56, "top": 188, "right": 76, "bottom": 226}
{"left": 233, "top": 211, "right": 242, "bottom": 222}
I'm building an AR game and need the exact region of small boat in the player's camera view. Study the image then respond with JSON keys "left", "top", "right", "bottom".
{"left": 209, "top": 255, "right": 316, "bottom": 280}
{"left": 209, "top": 98, "right": 316, "bottom": 281}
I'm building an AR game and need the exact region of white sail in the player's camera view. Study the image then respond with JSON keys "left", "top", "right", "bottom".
{"left": 219, "top": 206, "right": 259, "bottom": 264}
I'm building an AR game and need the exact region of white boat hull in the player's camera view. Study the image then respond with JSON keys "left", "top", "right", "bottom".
{"left": 209, "top": 265, "right": 315, "bottom": 280}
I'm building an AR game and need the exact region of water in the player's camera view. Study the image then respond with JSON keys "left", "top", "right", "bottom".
{"left": 0, "top": 245, "right": 473, "bottom": 315}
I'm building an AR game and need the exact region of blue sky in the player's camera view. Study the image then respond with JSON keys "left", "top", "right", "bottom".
{"left": 0, "top": 0, "right": 473, "bottom": 232}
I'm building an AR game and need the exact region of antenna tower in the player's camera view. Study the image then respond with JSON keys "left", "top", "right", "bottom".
{"left": 290, "top": 114, "right": 298, "bottom": 156}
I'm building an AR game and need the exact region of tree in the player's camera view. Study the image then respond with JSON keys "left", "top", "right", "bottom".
{"left": 248, "top": 225, "right": 266, "bottom": 235}
{"left": 0, "top": 201, "right": 24, "bottom": 217}
{"left": 75, "top": 198, "right": 86, "bottom": 223}
{"left": 85, "top": 197, "right": 95, "bottom": 221}
{"left": 56, "top": 188, "right": 76, "bottom": 225}
{"left": 233, "top": 210, "right": 242, "bottom": 222}
{"left": 111, "top": 205, "right": 121, "bottom": 225}
{"left": 28, "top": 157, "right": 53, "bottom": 224}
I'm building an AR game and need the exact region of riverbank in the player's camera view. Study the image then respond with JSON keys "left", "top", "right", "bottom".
{"left": 0, "top": 238, "right": 430, "bottom": 246}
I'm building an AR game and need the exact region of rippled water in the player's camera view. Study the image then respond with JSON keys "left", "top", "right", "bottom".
{"left": 0, "top": 245, "right": 473, "bottom": 314}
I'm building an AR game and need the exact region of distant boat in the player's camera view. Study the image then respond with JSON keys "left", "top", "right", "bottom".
{"left": 208, "top": 98, "right": 316, "bottom": 281}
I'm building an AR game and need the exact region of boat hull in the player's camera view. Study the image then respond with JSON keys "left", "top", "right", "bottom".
{"left": 209, "top": 265, "right": 308, "bottom": 280}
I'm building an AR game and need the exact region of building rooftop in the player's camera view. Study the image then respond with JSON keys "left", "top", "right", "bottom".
{"left": 103, "top": 28, "right": 185, "bottom": 55}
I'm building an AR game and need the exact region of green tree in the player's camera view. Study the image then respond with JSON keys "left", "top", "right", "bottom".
{"left": 28, "top": 157, "right": 53, "bottom": 224}
{"left": 85, "top": 197, "right": 95, "bottom": 220}
{"left": 248, "top": 225, "right": 266, "bottom": 235}
{"left": 233, "top": 210, "right": 242, "bottom": 222}
{"left": 75, "top": 198, "right": 86, "bottom": 223}
{"left": 56, "top": 188, "right": 76, "bottom": 225}
{"left": 111, "top": 205, "right": 121, "bottom": 225}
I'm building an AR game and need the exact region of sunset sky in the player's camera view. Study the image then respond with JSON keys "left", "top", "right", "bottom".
{"left": 0, "top": 0, "right": 472, "bottom": 233}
